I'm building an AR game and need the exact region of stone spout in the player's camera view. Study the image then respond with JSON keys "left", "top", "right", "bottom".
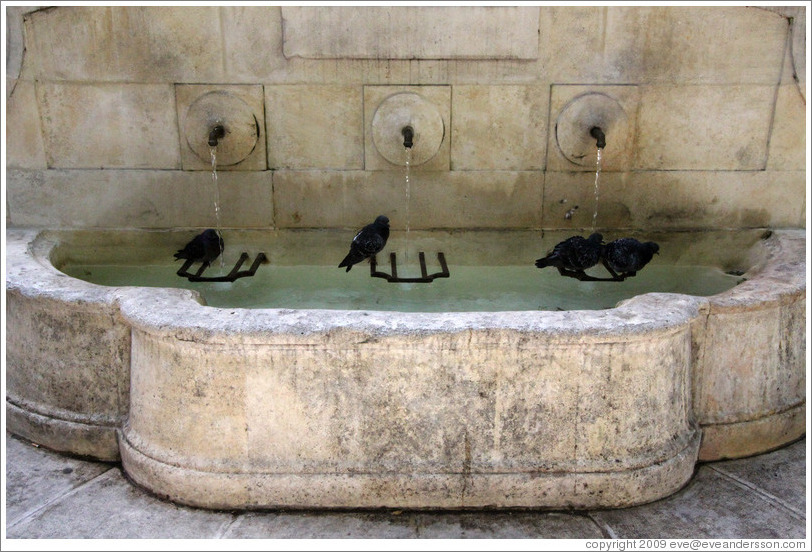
{"left": 402, "top": 126, "right": 414, "bottom": 149}
{"left": 590, "top": 126, "right": 606, "bottom": 149}
{"left": 208, "top": 124, "right": 225, "bottom": 147}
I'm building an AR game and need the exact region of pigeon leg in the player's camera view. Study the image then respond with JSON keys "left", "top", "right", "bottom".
{"left": 176, "top": 258, "right": 195, "bottom": 277}
{"left": 573, "top": 272, "right": 622, "bottom": 282}
{"left": 601, "top": 259, "right": 626, "bottom": 281}
{"left": 557, "top": 266, "right": 618, "bottom": 282}
{"left": 194, "top": 261, "right": 211, "bottom": 277}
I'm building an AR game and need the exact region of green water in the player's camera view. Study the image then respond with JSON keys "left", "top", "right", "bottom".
{"left": 61, "top": 261, "right": 743, "bottom": 312}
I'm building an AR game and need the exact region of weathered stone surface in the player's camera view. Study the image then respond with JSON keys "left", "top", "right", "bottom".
{"left": 5, "top": 79, "right": 47, "bottom": 169}
{"left": 4, "top": 228, "right": 806, "bottom": 509}
{"left": 4, "top": 6, "right": 805, "bottom": 235}
{"left": 222, "top": 6, "right": 287, "bottom": 82}
{"left": 698, "top": 406, "right": 806, "bottom": 462}
{"left": 266, "top": 85, "right": 364, "bottom": 170}
{"left": 6, "top": 468, "right": 235, "bottom": 539}
{"left": 36, "top": 83, "right": 180, "bottom": 169}
{"left": 225, "top": 511, "right": 419, "bottom": 538}
{"left": 710, "top": 437, "right": 806, "bottom": 514}
{"left": 176, "top": 84, "right": 267, "bottom": 171}
{"left": 539, "top": 7, "right": 649, "bottom": 84}
{"left": 5, "top": 434, "right": 114, "bottom": 528}
{"left": 372, "top": 92, "right": 445, "bottom": 167}
{"left": 641, "top": 7, "right": 788, "bottom": 85}
{"left": 542, "top": 170, "right": 805, "bottom": 231}
{"left": 693, "top": 231, "right": 806, "bottom": 460}
{"left": 21, "top": 7, "right": 115, "bottom": 80}
{"left": 766, "top": 81, "right": 806, "bottom": 170}
{"left": 411, "top": 512, "right": 604, "bottom": 539}
{"left": 635, "top": 85, "right": 775, "bottom": 171}
{"left": 547, "top": 85, "right": 640, "bottom": 172}
{"left": 788, "top": 7, "right": 805, "bottom": 99}
{"left": 5, "top": 7, "right": 37, "bottom": 81}
{"left": 5, "top": 232, "right": 130, "bottom": 460}
{"left": 6, "top": 169, "right": 273, "bottom": 228}
{"left": 6, "top": 430, "right": 805, "bottom": 538}
{"left": 117, "top": 281, "right": 703, "bottom": 509}
{"left": 281, "top": 7, "right": 540, "bottom": 60}
{"left": 22, "top": 6, "right": 225, "bottom": 82}
{"left": 364, "top": 86, "right": 450, "bottom": 171}
{"left": 272, "top": 170, "right": 542, "bottom": 229}
{"left": 451, "top": 85, "right": 549, "bottom": 171}
{"left": 592, "top": 466, "right": 806, "bottom": 539}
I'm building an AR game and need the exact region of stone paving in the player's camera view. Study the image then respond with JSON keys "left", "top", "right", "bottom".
{"left": 4, "top": 432, "right": 807, "bottom": 540}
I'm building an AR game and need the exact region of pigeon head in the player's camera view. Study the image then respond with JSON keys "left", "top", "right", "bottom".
{"left": 374, "top": 215, "right": 390, "bottom": 227}
{"left": 202, "top": 229, "right": 220, "bottom": 240}
{"left": 587, "top": 233, "right": 604, "bottom": 244}
{"left": 645, "top": 242, "right": 660, "bottom": 255}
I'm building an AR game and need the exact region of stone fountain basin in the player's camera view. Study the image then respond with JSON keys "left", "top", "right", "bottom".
{"left": 5, "top": 228, "right": 805, "bottom": 510}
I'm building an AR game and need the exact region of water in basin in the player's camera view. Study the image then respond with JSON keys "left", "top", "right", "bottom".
{"left": 58, "top": 230, "right": 745, "bottom": 312}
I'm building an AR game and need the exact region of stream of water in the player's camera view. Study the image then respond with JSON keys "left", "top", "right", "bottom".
{"left": 210, "top": 146, "right": 225, "bottom": 269}
{"left": 592, "top": 147, "right": 602, "bottom": 233}
{"left": 403, "top": 146, "right": 413, "bottom": 262}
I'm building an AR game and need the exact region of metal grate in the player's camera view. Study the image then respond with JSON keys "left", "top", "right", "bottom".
{"left": 370, "top": 252, "right": 450, "bottom": 283}
{"left": 177, "top": 252, "right": 268, "bottom": 282}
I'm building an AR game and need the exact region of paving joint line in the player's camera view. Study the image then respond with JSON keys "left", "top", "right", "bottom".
{"left": 6, "top": 466, "right": 118, "bottom": 530}
{"left": 214, "top": 512, "right": 245, "bottom": 539}
{"left": 587, "top": 512, "right": 620, "bottom": 539}
{"left": 708, "top": 464, "right": 806, "bottom": 521}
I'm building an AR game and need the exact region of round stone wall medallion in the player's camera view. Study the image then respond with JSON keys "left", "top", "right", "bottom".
{"left": 556, "top": 92, "right": 628, "bottom": 166}
{"left": 183, "top": 91, "right": 260, "bottom": 166}
{"left": 372, "top": 92, "right": 445, "bottom": 166}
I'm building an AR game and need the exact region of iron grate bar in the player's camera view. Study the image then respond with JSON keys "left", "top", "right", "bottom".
{"left": 177, "top": 252, "right": 268, "bottom": 282}
{"left": 370, "top": 252, "right": 450, "bottom": 283}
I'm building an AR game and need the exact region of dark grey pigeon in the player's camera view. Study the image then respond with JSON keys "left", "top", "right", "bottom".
{"left": 174, "top": 229, "right": 224, "bottom": 265}
{"left": 535, "top": 233, "right": 604, "bottom": 275}
{"left": 601, "top": 237, "right": 660, "bottom": 278}
{"left": 339, "top": 215, "right": 390, "bottom": 272}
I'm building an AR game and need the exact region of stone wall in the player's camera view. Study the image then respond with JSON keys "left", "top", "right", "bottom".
{"left": 5, "top": 6, "right": 806, "bottom": 231}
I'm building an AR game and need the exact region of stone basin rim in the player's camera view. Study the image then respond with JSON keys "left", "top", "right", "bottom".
{"left": 13, "top": 226, "right": 802, "bottom": 338}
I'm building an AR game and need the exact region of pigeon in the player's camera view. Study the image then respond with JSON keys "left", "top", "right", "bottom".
{"left": 601, "top": 238, "right": 660, "bottom": 279}
{"left": 174, "top": 229, "right": 224, "bottom": 266}
{"left": 338, "top": 215, "right": 390, "bottom": 272}
{"left": 535, "top": 233, "right": 604, "bottom": 276}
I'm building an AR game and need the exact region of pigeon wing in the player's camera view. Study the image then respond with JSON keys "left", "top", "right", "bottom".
{"left": 175, "top": 235, "right": 206, "bottom": 260}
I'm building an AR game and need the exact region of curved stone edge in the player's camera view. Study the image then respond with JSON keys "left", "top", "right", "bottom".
{"left": 6, "top": 227, "right": 806, "bottom": 500}
{"left": 119, "top": 284, "right": 707, "bottom": 345}
{"left": 698, "top": 403, "right": 806, "bottom": 462}
{"left": 6, "top": 229, "right": 202, "bottom": 461}
{"left": 119, "top": 291, "right": 700, "bottom": 509}
{"left": 693, "top": 229, "right": 806, "bottom": 459}
{"left": 6, "top": 231, "right": 132, "bottom": 460}
{"left": 119, "top": 428, "right": 700, "bottom": 511}
{"left": 7, "top": 400, "right": 120, "bottom": 461}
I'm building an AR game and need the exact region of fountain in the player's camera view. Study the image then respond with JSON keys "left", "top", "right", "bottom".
{"left": 6, "top": 119, "right": 804, "bottom": 510}
{"left": 5, "top": 7, "right": 805, "bottom": 512}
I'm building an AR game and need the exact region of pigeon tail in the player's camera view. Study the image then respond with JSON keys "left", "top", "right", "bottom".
{"left": 338, "top": 250, "right": 366, "bottom": 271}
{"left": 535, "top": 256, "right": 557, "bottom": 269}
